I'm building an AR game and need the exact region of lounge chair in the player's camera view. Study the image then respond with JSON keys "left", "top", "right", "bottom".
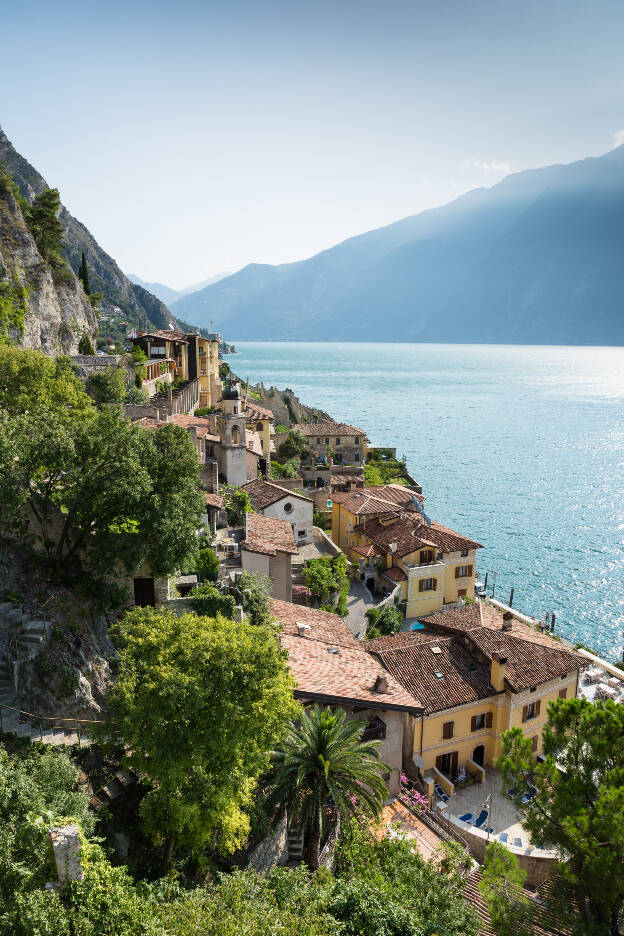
{"left": 434, "top": 783, "right": 449, "bottom": 803}
{"left": 474, "top": 809, "right": 488, "bottom": 828}
{"left": 499, "top": 832, "right": 508, "bottom": 843}
{"left": 513, "top": 837, "right": 523, "bottom": 848}
{"left": 458, "top": 812, "right": 473, "bottom": 823}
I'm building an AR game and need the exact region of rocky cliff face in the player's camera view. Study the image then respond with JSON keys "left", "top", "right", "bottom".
{"left": 0, "top": 184, "right": 97, "bottom": 354}
{"left": 0, "top": 127, "right": 176, "bottom": 334}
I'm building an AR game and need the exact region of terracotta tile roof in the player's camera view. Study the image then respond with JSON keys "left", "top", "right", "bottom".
{"left": 354, "top": 513, "right": 482, "bottom": 557}
{"left": 382, "top": 566, "right": 407, "bottom": 582}
{"left": 419, "top": 604, "right": 482, "bottom": 632}
{"left": 367, "top": 632, "right": 493, "bottom": 715}
{"left": 241, "top": 479, "right": 313, "bottom": 510}
{"left": 351, "top": 543, "right": 380, "bottom": 558}
{"left": 272, "top": 600, "right": 422, "bottom": 712}
{"left": 134, "top": 416, "right": 162, "bottom": 430}
{"left": 204, "top": 491, "right": 223, "bottom": 509}
{"left": 365, "top": 631, "right": 441, "bottom": 652}
{"left": 421, "top": 603, "right": 573, "bottom": 652}
{"left": 331, "top": 485, "right": 423, "bottom": 515}
{"left": 168, "top": 413, "right": 212, "bottom": 433}
{"left": 292, "top": 421, "right": 368, "bottom": 438}
{"left": 245, "top": 401, "right": 274, "bottom": 421}
{"left": 243, "top": 513, "right": 298, "bottom": 556}
{"left": 138, "top": 330, "right": 189, "bottom": 343}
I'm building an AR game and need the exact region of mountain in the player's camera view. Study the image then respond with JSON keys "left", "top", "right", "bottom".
{"left": 0, "top": 170, "right": 97, "bottom": 354}
{"left": 128, "top": 271, "right": 232, "bottom": 306}
{"left": 172, "top": 146, "right": 624, "bottom": 345}
{"left": 0, "top": 128, "right": 175, "bottom": 334}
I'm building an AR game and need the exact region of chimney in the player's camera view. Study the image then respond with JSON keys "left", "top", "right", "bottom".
{"left": 296, "top": 622, "right": 311, "bottom": 638}
{"left": 374, "top": 673, "right": 389, "bottom": 694}
{"left": 490, "top": 652, "right": 507, "bottom": 692}
{"left": 502, "top": 611, "right": 513, "bottom": 632}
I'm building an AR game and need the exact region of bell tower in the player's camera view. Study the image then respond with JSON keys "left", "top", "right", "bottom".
{"left": 219, "top": 382, "right": 248, "bottom": 486}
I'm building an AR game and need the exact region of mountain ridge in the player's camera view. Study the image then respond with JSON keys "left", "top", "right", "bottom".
{"left": 171, "top": 147, "right": 624, "bottom": 344}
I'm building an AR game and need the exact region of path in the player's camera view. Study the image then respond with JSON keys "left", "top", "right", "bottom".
{"left": 345, "top": 579, "right": 375, "bottom": 639}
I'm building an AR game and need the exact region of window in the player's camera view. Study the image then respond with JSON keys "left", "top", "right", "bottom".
{"left": 335, "top": 437, "right": 341, "bottom": 445}
{"left": 316, "top": 437, "right": 321, "bottom": 444}
{"left": 325, "top": 438, "right": 330, "bottom": 445}
{"left": 256, "top": 422, "right": 263, "bottom": 432}
{"left": 531, "top": 735, "right": 539, "bottom": 753}
{"left": 456, "top": 565, "right": 470, "bottom": 578}
{"left": 419, "top": 578, "right": 436, "bottom": 592}
{"left": 559, "top": 688, "right": 567, "bottom": 699}
{"left": 419, "top": 549, "right": 434, "bottom": 565}
{"left": 297, "top": 529, "right": 306, "bottom": 538}
{"left": 522, "top": 700, "right": 541, "bottom": 722}
{"left": 436, "top": 751, "right": 458, "bottom": 777}
{"left": 442, "top": 721, "right": 454, "bottom": 739}
{"left": 473, "top": 713, "right": 486, "bottom": 731}
{"left": 284, "top": 502, "right": 293, "bottom": 514}
{"left": 458, "top": 588, "right": 467, "bottom": 598}
{"left": 461, "top": 549, "right": 469, "bottom": 557}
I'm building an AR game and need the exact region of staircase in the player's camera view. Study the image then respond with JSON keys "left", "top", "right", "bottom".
{"left": 0, "top": 600, "right": 94, "bottom": 746}
{"left": 287, "top": 826, "right": 304, "bottom": 861}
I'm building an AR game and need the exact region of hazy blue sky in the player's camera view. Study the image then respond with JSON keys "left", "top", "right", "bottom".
{"left": 1, "top": 0, "right": 623, "bottom": 287}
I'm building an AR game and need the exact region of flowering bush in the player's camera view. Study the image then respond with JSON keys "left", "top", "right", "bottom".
{"left": 400, "top": 774, "right": 429, "bottom": 813}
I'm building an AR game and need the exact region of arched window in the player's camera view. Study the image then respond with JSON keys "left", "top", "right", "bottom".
{"left": 256, "top": 422, "right": 264, "bottom": 432}
{"left": 231, "top": 425, "right": 240, "bottom": 445}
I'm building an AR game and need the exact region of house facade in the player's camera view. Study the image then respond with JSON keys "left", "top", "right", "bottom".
{"left": 367, "top": 603, "right": 583, "bottom": 790}
{"left": 271, "top": 599, "right": 423, "bottom": 795}
{"left": 291, "top": 421, "right": 368, "bottom": 465}
{"left": 186, "top": 334, "right": 222, "bottom": 409}
{"left": 241, "top": 513, "right": 299, "bottom": 602}
{"left": 241, "top": 479, "right": 314, "bottom": 545}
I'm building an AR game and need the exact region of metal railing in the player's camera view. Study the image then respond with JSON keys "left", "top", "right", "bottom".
{"left": 0, "top": 702, "right": 103, "bottom": 747}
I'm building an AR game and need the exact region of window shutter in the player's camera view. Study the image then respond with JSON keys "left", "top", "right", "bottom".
{"left": 436, "top": 755, "right": 443, "bottom": 771}
{"left": 432, "top": 578, "right": 437, "bottom": 591}
{"left": 451, "top": 751, "right": 459, "bottom": 775}
{"left": 455, "top": 566, "right": 460, "bottom": 579}
{"left": 559, "top": 688, "right": 567, "bottom": 700}
{"left": 535, "top": 700, "right": 541, "bottom": 717}
{"left": 522, "top": 705, "right": 528, "bottom": 723}
{"left": 486, "top": 712, "right": 493, "bottom": 728}
{"left": 442, "top": 721, "right": 454, "bottom": 740}
{"left": 531, "top": 736, "right": 538, "bottom": 753}
{"left": 419, "top": 579, "right": 424, "bottom": 592}
{"left": 470, "top": 715, "right": 477, "bottom": 732}
{"left": 467, "top": 564, "right": 473, "bottom": 577}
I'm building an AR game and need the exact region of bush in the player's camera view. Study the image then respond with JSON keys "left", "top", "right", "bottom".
{"left": 277, "top": 429, "right": 309, "bottom": 461}
{"left": 194, "top": 406, "right": 215, "bottom": 416}
{"left": 195, "top": 546, "right": 219, "bottom": 582}
{"left": 303, "top": 554, "right": 349, "bottom": 617}
{"left": 86, "top": 366, "right": 127, "bottom": 404}
{"left": 78, "top": 332, "right": 94, "bottom": 355}
{"left": 124, "top": 385, "right": 150, "bottom": 405}
{"left": 187, "top": 584, "right": 235, "bottom": 619}
{"left": 131, "top": 345, "right": 147, "bottom": 363}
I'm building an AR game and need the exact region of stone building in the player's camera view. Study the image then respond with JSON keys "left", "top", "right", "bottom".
{"left": 241, "top": 479, "right": 314, "bottom": 545}
{"left": 241, "top": 514, "right": 299, "bottom": 602}
{"left": 291, "top": 421, "right": 368, "bottom": 465}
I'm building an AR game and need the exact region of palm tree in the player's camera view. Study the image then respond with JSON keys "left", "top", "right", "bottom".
{"left": 265, "top": 705, "right": 390, "bottom": 870}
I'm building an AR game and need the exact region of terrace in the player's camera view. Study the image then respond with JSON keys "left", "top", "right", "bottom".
{"left": 435, "top": 768, "right": 530, "bottom": 851}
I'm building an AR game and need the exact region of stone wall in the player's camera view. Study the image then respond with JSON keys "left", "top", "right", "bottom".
{"left": 245, "top": 814, "right": 289, "bottom": 872}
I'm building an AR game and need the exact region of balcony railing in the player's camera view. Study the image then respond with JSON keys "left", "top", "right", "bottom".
{"left": 403, "top": 559, "right": 445, "bottom": 573}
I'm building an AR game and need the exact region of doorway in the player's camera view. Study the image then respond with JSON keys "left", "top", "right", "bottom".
{"left": 472, "top": 744, "right": 485, "bottom": 767}
{"left": 133, "top": 577, "right": 155, "bottom": 607}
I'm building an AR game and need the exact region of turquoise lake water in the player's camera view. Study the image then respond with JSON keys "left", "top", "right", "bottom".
{"left": 230, "top": 342, "right": 624, "bottom": 661}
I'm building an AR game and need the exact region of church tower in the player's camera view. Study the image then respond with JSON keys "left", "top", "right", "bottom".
{"left": 219, "top": 382, "right": 248, "bottom": 486}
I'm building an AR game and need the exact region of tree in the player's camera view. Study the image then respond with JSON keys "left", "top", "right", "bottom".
{"left": 365, "top": 602, "right": 402, "bottom": 637}
{"left": 103, "top": 607, "right": 297, "bottom": 865}
{"left": 0, "top": 345, "right": 92, "bottom": 418}
{"left": 303, "top": 553, "right": 349, "bottom": 616}
{"left": 222, "top": 485, "right": 253, "bottom": 526}
{"left": 26, "top": 188, "right": 64, "bottom": 261}
{"left": 187, "top": 583, "right": 235, "bottom": 619}
{"left": 277, "top": 429, "right": 309, "bottom": 461}
{"left": 195, "top": 545, "right": 220, "bottom": 582}
{"left": 77, "top": 250, "right": 91, "bottom": 294}
{"left": 265, "top": 706, "right": 389, "bottom": 870}
{"left": 479, "top": 841, "right": 533, "bottom": 936}
{"left": 497, "top": 697, "right": 624, "bottom": 936}
{"left": 124, "top": 384, "right": 150, "bottom": 404}
{"left": 77, "top": 331, "right": 94, "bottom": 354}
{"left": 0, "top": 408, "right": 204, "bottom": 576}
{"left": 235, "top": 569, "right": 273, "bottom": 627}
{"left": 219, "top": 361, "right": 230, "bottom": 381}
{"left": 86, "top": 365, "right": 127, "bottom": 404}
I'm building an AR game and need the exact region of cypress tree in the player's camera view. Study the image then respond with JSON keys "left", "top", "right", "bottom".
{"left": 78, "top": 250, "right": 91, "bottom": 294}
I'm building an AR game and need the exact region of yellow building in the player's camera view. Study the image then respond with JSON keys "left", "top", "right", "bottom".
{"left": 331, "top": 487, "right": 482, "bottom": 617}
{"left": 244, "top": 399, "right": 274, "bottom": 460}
{"left": 131, "top": 330, "right": 190, "bottom": 381}
{"left": 367, "top": 603, "right": 583, "bottom": 792}
{"left": 187, "top": 335, "right": 222, "bottom": 409}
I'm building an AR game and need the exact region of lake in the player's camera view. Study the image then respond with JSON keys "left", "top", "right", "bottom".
{"left": 229, "top": 342, "right": 624, "bottom": 661}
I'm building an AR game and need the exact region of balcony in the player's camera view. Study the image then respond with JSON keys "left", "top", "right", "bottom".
{"left": 402, "top": 560, "right": 445, "bottom": 573}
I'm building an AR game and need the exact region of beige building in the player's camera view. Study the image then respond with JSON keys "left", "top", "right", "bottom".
{"left": 291, "top": 421, "right": 368, "bottom": 465}
{"left": 367, "top": 603, "right": 583, "bottom": 791}
{"left": 187, "top": 334, "right": 222, "bottom": 409}
{"left": 241, "top": 479, "right": 314, "bottom": 545}
{"left": 241, "top": 513, "right": 298, "bottom": 602}
{"left": 271, "top": 599, "right": 423, "bottom": 795}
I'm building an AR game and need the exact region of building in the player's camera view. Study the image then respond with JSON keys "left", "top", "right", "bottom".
{"left": 241, "top": 513, "right": 299, "bottom": 601}
{"left": 366, "top": 603, "right": 583, "bottom": 788}
{"left": 244, "top": 399, "right": 273, "bottom": 461}
{"left": 291, "top": 421, "right": 368, "bottom": 465}
{"left": 331, "top": 488, "right": 481, "bottom": 615}
{"left": 130, "top": 330, "right": 190, "bottom": 381}
{"left": 241, "top": 479, "right": 314, "bottom": 545}
{"left": 271, "top": 599, "right": 423, "bottom": 795}
{"left": 186, "top": 334, "right": 222, "bottom": 409}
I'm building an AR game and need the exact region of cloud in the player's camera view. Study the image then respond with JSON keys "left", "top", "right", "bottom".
{"left": 612, "top": 129, "right": 624, "bottom": 149}
{"left": 460, "top": 158, "right": 512, "bottom": 174}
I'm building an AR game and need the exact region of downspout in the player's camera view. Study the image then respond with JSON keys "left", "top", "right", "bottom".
{"left": 420, "top": 712, "right": 424, "bottom": 756}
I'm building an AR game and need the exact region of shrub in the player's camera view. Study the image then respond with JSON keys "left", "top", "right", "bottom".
{"left": 77, "top": 332, "right": 94, "bottom": 355}
{"left": 86, "top": 366, "right": 126, "bottom": 405}
{"left": 124, "top": 385, "right": 150, "bottom": 405}
{"left": 187, "top": 584, "right": 235, "bottom": 619}
{"left": 195, "top": 546, "right": 219, "bottom": 582}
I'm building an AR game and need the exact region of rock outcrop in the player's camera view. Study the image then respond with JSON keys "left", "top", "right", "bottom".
{"left": 0, "top": 127, "right": 176, "bottom": 335}
{"left": 0, "top": 183, "right": 97, "bottom": 354}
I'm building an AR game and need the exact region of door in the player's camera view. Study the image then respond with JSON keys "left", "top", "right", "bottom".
{"left": 472, "top": 744, "right": 485, "bottom": 767}
{"left": 133, "top": 577, "right": 155, "bottom": 607}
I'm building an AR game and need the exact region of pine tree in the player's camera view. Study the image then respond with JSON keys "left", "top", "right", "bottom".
{"left": 26, "top": 188, "right": 64, "bottom": 261}
{"left": 78, "top": 250, "right": 91, "bottom": 294}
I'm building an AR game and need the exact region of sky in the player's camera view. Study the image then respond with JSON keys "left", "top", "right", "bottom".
{"left": 1, "top": 0, "right": 623, "bottom": 288}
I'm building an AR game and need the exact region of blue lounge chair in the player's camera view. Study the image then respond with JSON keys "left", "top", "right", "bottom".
{"left": 434, "top": 783, "right": 449, "bottom": 803}
{"left": 459, "top": 812, "right": 473, "bottom": 823}
{"left": 474, "top": 809, "right": 488, "bottom": 828}
{"left": 513, "top": 837, "right": 523, "bottom": 848}
{"left": 499, "top": 832, "right": 508, "bottom": 843}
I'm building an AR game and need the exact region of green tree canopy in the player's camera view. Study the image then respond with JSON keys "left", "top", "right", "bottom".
{"left": 365, "top": 602, "right": 402, "bottom": 638}
{"left": 497, "top": 697, "right": 624, "bottom": 936}
{"left": 195, "top": 545, "right": 220, "bottom": 582}
{"left": 0, "top": 345, "right": 92, "bottom": 418}
{"left": 86, "top": 365, "right": 127, "bottom": 404}
{"left": 479, "top": 841, "right": 533, "bottom": 936}
{"left": 277, "top": 429, "right": 309, "bottom": 461}
{"left": 26, "top": 188, "right": 64, "bottom": 261}
{"left": 266, "top": 706, "right": 389, "bottom": 869}
{"left": 77, "top": 331, "right": 94, "bottom": 355}
{"left": 78, "top": 250, "right": 91, "bottom": 294}
{"left": 103, "top": 606, "right": 297, "bottom": 865}
{"left": 187, "top": 583, "right": 235, "bottom": 619}
{"left": 0, "top": 408, "right": 204, "bottom": 576}
{"left": 235, "top": 569, "right": 273, "bottom": 627}
{"left": 222, "top": 485, "right": 253, "bottom": 526}
{"left": 303, "top": 553, "right": 349, "bottom": 616}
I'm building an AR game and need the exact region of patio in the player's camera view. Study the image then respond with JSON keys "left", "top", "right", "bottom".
{"left": 441, "top": 768, "right": 529, "bottom": 849}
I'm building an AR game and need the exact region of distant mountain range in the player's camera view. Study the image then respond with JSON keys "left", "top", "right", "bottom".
{"left": 172, "top": 145, "right": 624, "bottom": 345}
{"left": 127, "top": 271, "right": 231, "bottom": 307}
{"left": 0, "top": 128, "right": 175, "bottom": 334}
